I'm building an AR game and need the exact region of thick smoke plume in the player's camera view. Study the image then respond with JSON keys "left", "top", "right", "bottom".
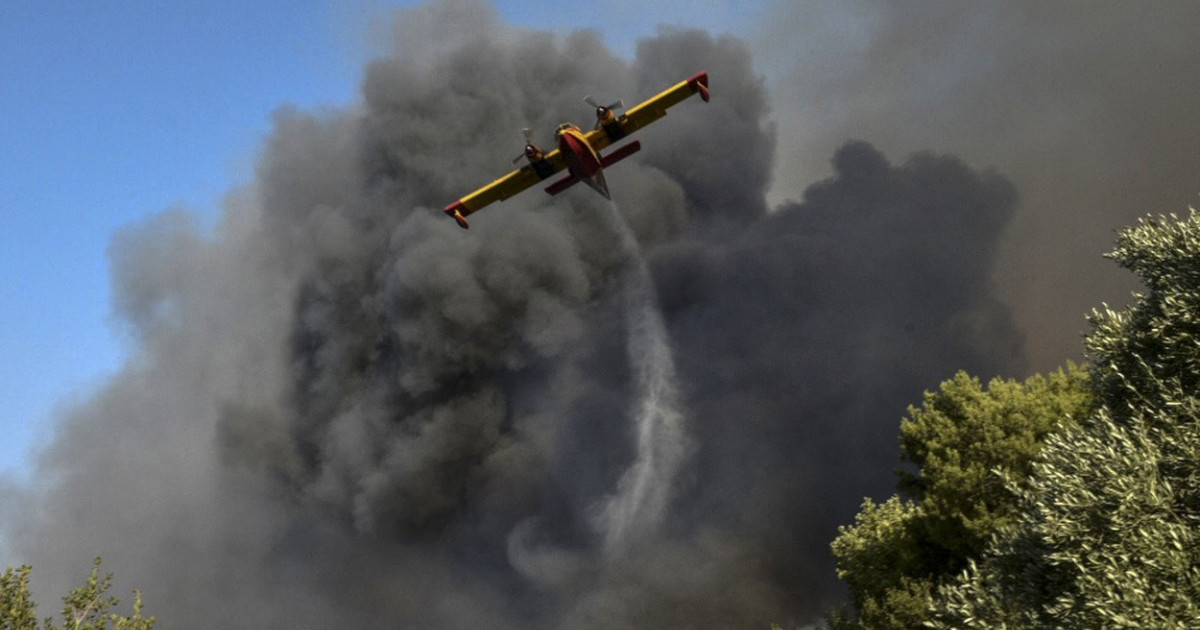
{"left": 3, "top": 1, "right": 1027, "bottom": 627}
{"left": 757, "top": 0, "right": 1200, "bottom": 371}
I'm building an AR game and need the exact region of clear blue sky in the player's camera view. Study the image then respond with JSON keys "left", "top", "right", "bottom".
{"left": 0, "top": 1, "right": 759, "bottom": 480}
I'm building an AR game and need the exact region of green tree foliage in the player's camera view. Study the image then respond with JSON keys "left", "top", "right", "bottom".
{"left": 1, "top": 566, "right": 38, "bottom": 630}
{"left": 830, "top": 367, "right": 1091, "bottom": 630}
{"left": 930, "top": 211, "right": 1200, "bottom": 629}
{"left": 0, "top": 559, "right": 154, "bottom": 630}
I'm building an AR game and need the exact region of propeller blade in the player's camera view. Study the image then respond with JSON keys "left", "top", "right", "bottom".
{"left": 586, "top": 96, "right": 624, "bottom": 130}
{"left": 514, "top": 127, "right": 536, "bottom": 164}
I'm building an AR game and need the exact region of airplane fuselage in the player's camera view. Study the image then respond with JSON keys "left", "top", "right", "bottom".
{"left": 554, "top": 124, "right": 610, "bottom": 199}
{"left": 443, "top": 71, "right": 708, "bottom": 228}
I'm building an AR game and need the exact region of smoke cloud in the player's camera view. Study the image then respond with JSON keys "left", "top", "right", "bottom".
{"left": 754, "top": 0, "right": 1200, "bottom": 371}
{"left": 3, "top": 1, "right": 1042, "bottom": 627}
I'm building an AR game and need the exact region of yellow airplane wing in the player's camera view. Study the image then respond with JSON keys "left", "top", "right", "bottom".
{"left": 585, "top": 71, "right": 710, "bottom": 153}
{"left": 444, "top": 150, "right": 566, "bottom": 228}
{"left": 443, "top": 72, "right": 708, "bottom": 229}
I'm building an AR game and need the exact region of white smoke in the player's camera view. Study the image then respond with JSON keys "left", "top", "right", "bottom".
{"left": 595, "top": 201, "right": 692, "bottom": 552}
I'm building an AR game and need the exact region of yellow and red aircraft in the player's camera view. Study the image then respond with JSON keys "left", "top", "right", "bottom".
{"left": 443, "top": 71, "right": 710, "bottom": 228}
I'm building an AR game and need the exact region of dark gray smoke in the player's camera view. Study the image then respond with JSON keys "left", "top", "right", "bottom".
{"left": 756, "top": 0, "right": 1200, "bottom": 372}
{"left": 3, "top": 1, "right": 1026, "bottom": 627}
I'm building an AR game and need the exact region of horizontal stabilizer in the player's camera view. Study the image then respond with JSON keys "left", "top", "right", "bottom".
{"left": 545, "top": 173, "right": 580, "bottom": 196}
{"left": 600, "top": 140, "right": 641, "bottom": 168}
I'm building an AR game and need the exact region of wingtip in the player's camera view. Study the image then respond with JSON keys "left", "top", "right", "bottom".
{"left": 444, "top": 202, "right": 470, "bottom": 229}
{"left": 687, "top": 71, "right": 710, "bottom": 102}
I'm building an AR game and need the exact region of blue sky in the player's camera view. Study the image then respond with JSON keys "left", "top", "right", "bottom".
{"left": 0, "top": 1, "right": 761, "bottom": 480}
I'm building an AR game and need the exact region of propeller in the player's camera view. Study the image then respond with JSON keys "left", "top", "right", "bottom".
{"left": 512, "top": 127, "right": 537, "bottom": 165}
{"left": 584, "top": 95, "right": 625, "bottom": 129}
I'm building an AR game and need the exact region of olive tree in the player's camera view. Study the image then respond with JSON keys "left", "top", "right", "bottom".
{"left": 0, "top": 559, "right": 154, "bottom": 630}
{"left": 931, "top": 212, "right": 1200, "bottom": 629}
{"left": 831, "top": 367, "right": 1090, "bottom": 630}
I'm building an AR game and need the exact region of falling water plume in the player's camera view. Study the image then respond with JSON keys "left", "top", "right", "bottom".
{"left": 595, "top": 201, "right": 692, "bottom": 553}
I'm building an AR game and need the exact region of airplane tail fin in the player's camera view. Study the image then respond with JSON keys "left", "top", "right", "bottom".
{"left": 547, "top": 172, "right": 612, "bottom": 199}
{"left": 584, "top": 169, "right": 611, "bottom": 199}
{"left": 545, "top": 141, "right": 641, "bottom": 198}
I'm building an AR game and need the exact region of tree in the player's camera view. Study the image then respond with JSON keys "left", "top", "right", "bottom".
{"left": 830, "top": 366, "right": 1091, "bottom": 630}
{"left": 930, "top": 211, "right": 1200, "bottom": 628}
{"left": 0, "top": 559, "right": 154, "bottom": 630}
{"left": 1, "top": 565, "right": 37, "bottom": 630}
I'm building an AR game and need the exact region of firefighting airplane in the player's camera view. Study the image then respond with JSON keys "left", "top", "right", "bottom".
{"left": 443, "top": 71, "right": 710, "bottom": 228}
